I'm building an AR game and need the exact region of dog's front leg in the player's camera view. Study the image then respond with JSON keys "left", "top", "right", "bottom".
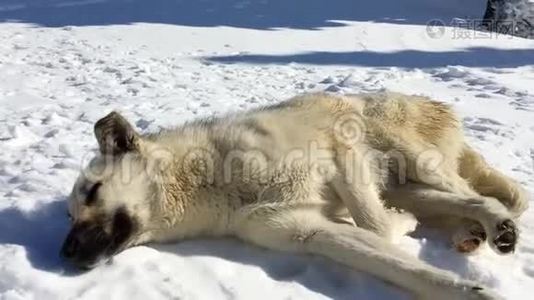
{"left": 234, "top": 206, "right": 499, "bottom": 300}
{"left": 332, "top": 146, "right": 393, "bottom": 239}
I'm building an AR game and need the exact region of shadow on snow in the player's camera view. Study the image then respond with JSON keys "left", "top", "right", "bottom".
{"left": 205, "top": 47, "right": 534, "bottom": 68}
{"left": 0, "top": 198, "right": 475, "bottom": 298}
{"left": 0, "top": 199, "right": 70, "bottom": 272}
{"left": 0, "top": 0, "right": 483, "bottom": 29}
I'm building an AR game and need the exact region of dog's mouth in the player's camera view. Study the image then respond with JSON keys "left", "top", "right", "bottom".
{"left": 60, "top": 208, "right": 137, "bottom": 269}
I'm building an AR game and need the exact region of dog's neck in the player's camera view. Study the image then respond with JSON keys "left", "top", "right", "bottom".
{"left": 144, "top": 151, "right": 231, "bottom": 243}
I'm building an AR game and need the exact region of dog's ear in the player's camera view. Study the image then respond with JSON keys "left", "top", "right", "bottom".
{"left": 94, "top": 112, "right": 141, "bottom": 155}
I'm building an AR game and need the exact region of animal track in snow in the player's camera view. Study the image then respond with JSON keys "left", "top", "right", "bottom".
{"left": 510, "top": 96, "right": 534, "bottom": 112}
{"left": 463, "top": 117, "right": 513, "bottom": 141}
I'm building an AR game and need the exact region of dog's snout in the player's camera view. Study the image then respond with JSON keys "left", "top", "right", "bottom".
{"left": 60, "top": 222, "right": 114, "bottom": 269}
{"left": 60, "top": 210, "right": 136, "bottom": 269}
{"left": 60, "top": 233, "right": 80, "bottom": 259}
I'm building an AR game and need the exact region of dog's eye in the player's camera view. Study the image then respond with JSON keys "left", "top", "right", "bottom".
{"left": 67, "top": 212, "right": 74, "bottom": 222}
{"left": 85, "top": 182, "right": 102, "bottom": 205}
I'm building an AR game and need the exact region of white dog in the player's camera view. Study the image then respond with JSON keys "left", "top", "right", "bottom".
{"left": 61, "top": 92, "right": 528, "bottom": 299}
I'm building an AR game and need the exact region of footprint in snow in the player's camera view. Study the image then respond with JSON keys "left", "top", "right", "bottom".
{"left": 135, "top": 119, "right": 153, "bottom": 130}
{"left": 475, "top": 93, "right": 492, "bottom": 99}
{"left": 463, "top": 117, "right": 513, "bottom": 140}
{"left": 524, "top": 265, "right": 534, "bottom": 277}
{"left": 510, "top": 96, "right": 534, "bottom": 112}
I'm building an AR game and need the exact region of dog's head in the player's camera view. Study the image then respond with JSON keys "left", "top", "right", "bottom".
{"left": 61, "top": 112, "right": 162, "bottom": 269}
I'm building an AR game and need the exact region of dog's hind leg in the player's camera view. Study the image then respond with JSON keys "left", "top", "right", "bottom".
{"left": 458, "top": 144, "right": 529, "bottom": 217}
{"left": 235, "top": 206, "right": 499, "bottom": 300}
{"left": 383, "top": 183, "right": 517, "bottom": 255}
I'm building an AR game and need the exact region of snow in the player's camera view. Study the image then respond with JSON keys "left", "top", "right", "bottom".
{"left": 1, "top": 0, "right": 534, "bottom": 299}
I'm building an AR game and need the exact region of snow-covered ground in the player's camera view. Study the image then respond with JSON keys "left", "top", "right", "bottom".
{"left": 1, "top": 0, "right": 534, "bottom": 299}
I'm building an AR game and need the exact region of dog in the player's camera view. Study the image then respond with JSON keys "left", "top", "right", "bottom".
{"left": 61, "top": 92, "right": 528, "bottom": 299}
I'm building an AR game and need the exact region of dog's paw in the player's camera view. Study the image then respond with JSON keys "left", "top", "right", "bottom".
{"left": 455, "top": 236, "right": 485, "bottom": 254}
{"left": 464, "top": 286, "right": 502, "bottom": 300}
{"left": 387, "top": 209, "right": 417, "bottom": 244}
{"left": 492, "top": 219, "right": 517, "bottom": 254}
{"left": 453, "top": 222, "right": 487, "bottom": 254}
{"left": 456, "top": 281, "right": 502, "bottom": 300}
{"left": 424, "top": 281, "right": 502, "bottom": 300}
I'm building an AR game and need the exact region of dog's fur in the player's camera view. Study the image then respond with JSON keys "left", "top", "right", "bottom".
{"left": 62, "top": 92, "right": 529, "bottom": 299}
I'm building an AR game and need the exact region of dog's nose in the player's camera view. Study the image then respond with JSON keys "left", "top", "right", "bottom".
{"left": 60, "top": 234, "right": 80, "bottom": 259}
